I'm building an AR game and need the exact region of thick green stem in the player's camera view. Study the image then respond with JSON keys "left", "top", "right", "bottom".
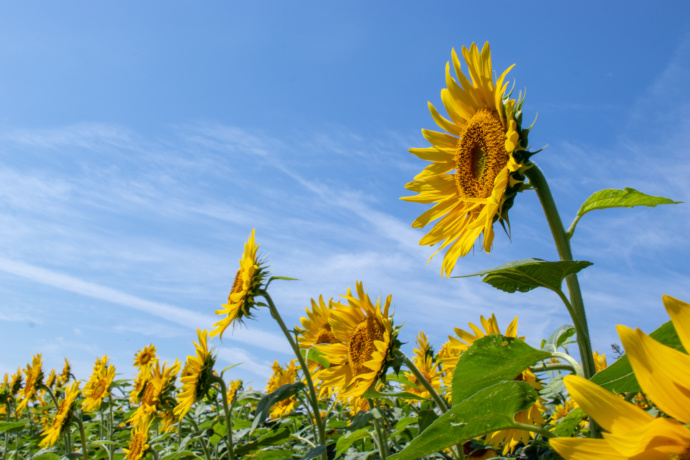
{"left": 185, "top": 415, "right": 212, "bottom": 460}
{"left": 398, "top": 353, "right": 447, "bottom": 413}
{"left": 524, "top": 164, "right": 596, "bottom": 379}
{"left": 210, "top": 376, "right": 235, "bottom": 460}
{"left": 108, "top": 395, "right": 113, "bottom": 460}
{"left": 524, "top": 162, "right": 600, "bottom": 438}
{"left": 261, "top": 291, "right": 327, "bottom": 459}
{"left": 367, "top": 400, "right": 388, "bottom": 460}
{"left": 72, "top": 414, "right": 89, "bottom": 460}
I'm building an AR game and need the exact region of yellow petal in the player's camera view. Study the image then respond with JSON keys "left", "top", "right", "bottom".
{"left": 663, "top": 295, "right": 690, "bottom": 353}
{"left": 618, "top": 324, "right": 690, "bottom": 424}
{"left": 603, "top": 416, "right": 690, "bottom": 458}
{"left": 549, "top": 438, "right": 628, "bottom": 460}
{"left": 564, "top": 374, "right": 654, "bottom": 433}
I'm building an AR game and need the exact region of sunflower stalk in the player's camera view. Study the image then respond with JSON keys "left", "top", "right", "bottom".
{"left": 397, "top": 352, "right": 448, "bottom": 413}
{"left": 210, "top": 376, "right": 235, "bottom": 460}
{"left": 185, "top": 414, "right": 212, "bottom": 460}
{"left": 367, "top": 399, "right": 388, "bottom": 460}
{"left": 72, "top": 413, "right": 89, "bottom": 460}
{"left": 524, "top": 162, "right": 600, "bottom": 438}
{"left": 260, "top": 290, "right": 327, "bottom": 460}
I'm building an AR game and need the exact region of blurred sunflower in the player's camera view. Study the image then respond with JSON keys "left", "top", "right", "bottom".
{"left": 17, "top": 354, "right": 44, "bottom": 415}
{"left": 402, "top": 42, "right": 534, "bottom": 276}
{"left": 130, "top": 359, "right": 181, "bottom": 425}
{"left": 82, "top": 356, "right": 116, "bottom": 412}
{"left": 403, "top": 332, "right": 442, "bottom": 400}
{"left": 133, "top": 344, "right": 158, "bottom": 369}
{"left": 10, "top": 368, "right": 22, "bottom": 396}
{"left": 592, "top": 350, "right": 607, "bottom": 373}
{"left": 551, "top": 295, "right": 690, "bottom": 459}
{"left": 211, "top": 229, "right": 267, "bottom": 339}
{"left": 124, "top": 415, "right": 153, "bottom": 460}
{"left": 316, "top": 282, "right": 400, "bottom": 401}
{"left": 174, "top": 329, "right": 216, "bottom": 421}
{"left": 265, "top": 361, "right": 299, "bottom": 419}
{"left": 227, "top": 379, "right": 242, "bottom": 406}
{"left": 39, "top": 380, "right": 80, "bottom": 448}
{"left": 45, "top": 369, "right": 57, "bottom": 390}
{"left": 58, "top": 358, "right": 71, "bottom": 388}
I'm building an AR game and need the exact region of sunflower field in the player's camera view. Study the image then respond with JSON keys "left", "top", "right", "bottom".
{"left": 1, "top": 42, "right": 687, "bottom": 460}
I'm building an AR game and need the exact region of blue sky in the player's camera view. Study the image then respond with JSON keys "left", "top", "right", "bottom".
{"left": 1, "top": 2, "right": 689, "bottom": 387}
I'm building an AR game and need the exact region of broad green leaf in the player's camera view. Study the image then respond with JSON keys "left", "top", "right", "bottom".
{"left": 457, "top": 259, "right": 592, "bottom": 294}
{"left": 417, "top": 409, "right": 438, "bottom": 433}
{"left": 301, "top": 446, "right": 326, "bottom": 460}
{"left": 252, "top": 449, "right": 294, "bottom": 460}
{"left": 31, "top": 455, "right": 60, "bottom": 460}
{"left": 389, "top": 381, "right": 538, "bottom": 460}
{"left": 541, "top": 324, "right": 576, "bottom": 353}
{"left": 301, "top": 347, "right": 330, "bottom": 370}
{"left": 0, "top": 421, "right": 27, "bottom": 433}
{"left": 349, "top": 408, "right": 382, "bottom": 430}
{"left": 577, "top": 188, "right": 680, "bottom": 218}
{"left": 250, "top": 382, "right": 305, "bottom": 433}
{"left": 591, "top": 320, "right": 684, "bottom": 393}
{"left": 235, "top": 427, "right": 291, "bottom": 457}
{"left": 336, "top": 429, "right": 372, "bottom": 457}
{"left": 451, "top": 335, "right": 551, "bottom": 406}
{"left": 550, "top": 407, "right": 587, "bottom": 437}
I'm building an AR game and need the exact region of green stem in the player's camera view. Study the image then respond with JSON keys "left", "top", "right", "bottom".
{"left": 511, "top": 422, "right": 555, "bottom": 439}
{"left": 147, "top": 446, "right": 160, "bottom": 460}
{"left": 367, "top": 400, "right": 388, "bottom": 460}
{"left": 210, "top": 376, "right": 235, "bottom": 460}
{"left": 184, "top": 415, "right": 212, "bottom": 460}
{"left": 108, "top": 395, "right": 113, "bottom": 460}
{"left": 398, "top": 353, "right": 447, "bottom": 413}
{"left": 530, "top": 362, "right": 576, "bottom": 374}
{"left": 72, "top": 414, "right": 89, "bottom": 460}
{"left": 261, "top": 290, "right": 327, "bottom": 459}
{"left": 524, "top": 162, "right": 600, "bottom": 438}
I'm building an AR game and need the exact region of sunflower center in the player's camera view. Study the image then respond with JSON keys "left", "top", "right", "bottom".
{"left": 91, "top": 379, "right": 107, "bottom": 399}
{"left": 140, "top": 352, "right": 152, "bottom": 366}
{"left": 455, "top": 109, "right": 509, "bottom": 199}
{"left": 230, "top": 268, "right": 244, "bottom": 296}
{"left": 348, "top": 316, "right": 385, "bottom": 376}
{"left": 141, "top": 382, "right": 158, "bottom": 407}
{"left": 315, "top": 324, "right": 338, "bottom": 345}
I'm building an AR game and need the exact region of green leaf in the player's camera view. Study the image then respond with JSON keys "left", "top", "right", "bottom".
{"left": 541, "top": 325, "right": 576, "bottom": 353}
{"left": 577, "top": 187, "right": 680, "bottom": 218}
{"left": 300, "top": 347, "right": 330, "bottom": 370}
{"left": 301, "top": 445, "right": 326, "bottom": 460}
{"left": 235, "top": 427, "right": 291, "bottom": 457}
{"left": 417, "top": 409, "right": 438, "bottom": 433}
{"left": 250, "top": 382, "right": 305, "bottom": 433}
{"left": 591, "top": 320, "right": 685, "bottom": 393}
{"left": 31, "top": 455, "right": 61, "bottom": 460}
{"left": 250, "top": 449, "right": 295, "bottom": 460}
{"left": 0, "top": 421, "right": 27, "bottom": 433}
{"left": 550, "top": 407, "right": 587, "bottom": 437}
{"left": 456, "top": 259, "right": 592, "bottom": 294}
{"left": 389, "top": 381, "right": 538, "bottom": 460}
{"left": 336, "top": 429, "right": 372, "bottom": 457}
{"left": 451, "top": 335, "right": 551, "bottom": 406}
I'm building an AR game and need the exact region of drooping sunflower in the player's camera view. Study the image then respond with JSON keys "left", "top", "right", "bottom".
{"left": 82, "top": 356, "right": 116, "bottom": 412}
{"left": 551, "top": 295, "right": 690, "bottom": 459}
{"left": 173, "top": 329, "right": 216, "bottom": 421}
{"left": 403, "top": 42, "right": 535, "bottom": 277}
{"left": 265, "top": 361, "right": 299, "bottom": 419}
{"left": 124, "top": 415, "right": 153, "bottom": 460}
{"left": 133, "top": 344, "right": 158, "bottom": 369}
{"left": 39, "top": 380, "right": 80, "bottom": 448}
{"left": 211, "top": 229, "right": 267, "bottom": 339}
{"left": 316, "top": 282, "right": 400, "bottom": 401}
{"left": 17, "top": 354, "right": 44, "bottom": 414}
{"left": 402, "top": 331, "right": 442, "bottom": 400}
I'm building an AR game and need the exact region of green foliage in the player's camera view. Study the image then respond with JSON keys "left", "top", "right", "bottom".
{"left": 250, "top": 381, "right": 305, "bottom": 433}
{"left": 451, "top": 335, "right": 551, "bottom": 406}
{"left": 390, "top": 381, "right": 538, "bottom": 460}
{"left": 457, "top": 259, "right": 592, "bottom": 294}
{"left": 591, "top": 320, "right": 685, "bottom": 393}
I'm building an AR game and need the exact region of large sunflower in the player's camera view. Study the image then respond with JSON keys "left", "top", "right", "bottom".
{"left": 403, "top": 42, "right": 533, "bottom": 277}
{"left": 551, "top": 295, "right": 690, "bottom": 459}
{"left": 173, "top": 329, "right": 216, "bottom": 421}
{"left": 82, "top": 356, "right": 116, "bottom": 412}
{"left": 39, "top": 380, "right": 80, "bottom": 448}
{"left": 316, "top": 282, "right": 399, "bottom": 401}
{"left": 211, "top": 228, "right": 267, "bottom": 339}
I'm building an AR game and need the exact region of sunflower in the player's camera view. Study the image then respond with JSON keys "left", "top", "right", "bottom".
{"left": 10, "top": 368, "right": 22, "bottom": 396}
{"left": 82, "top": 356, "right": 116, "bottom": 412}
{"left": 58, "top": 358, "right": 71, "bottom": 388}
{"left": 297, "top": 295, "right": 339, "bottom": 376}
{"left": 173, "top": 329, "right": 216, "bottom": 421}
{"left": 124, "top": 415, "right": 153, "bottom": 460}
{"left": 592, "top": 350, "right": 607, "bottom": 373}
{"left": 17, "top": 354, "right": 44, "bottom": 415}
{"left": 39, "top": 380, "right": 80, "bottom": 448}
{"left": 134, "top": 344, "right": 158, "bottom": 369}
{"left": 403, "top": 332, "right": 442, "bottom": 400}
{"left": 130, "top": 359, "right": 181, "bottom": 425}
{"left": 265, "top": 361, "right": 299, "bottom": 419}
{"left": 551, "top": 295, "right": 690, "bottom": 459}
{"left": 402, "top": 42, "right": 534, "bottom": 277}
{"left": 227, "top": 379, "right": 242, "bottom": 406}
{"left": 442, "top": 314, "right": 543, "bottom": 454}
{"left": 315, "top": 282, "right": 399, "bottom": 401}
{"left": 211, "top": 229, "right": 267, "bottom": 339}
